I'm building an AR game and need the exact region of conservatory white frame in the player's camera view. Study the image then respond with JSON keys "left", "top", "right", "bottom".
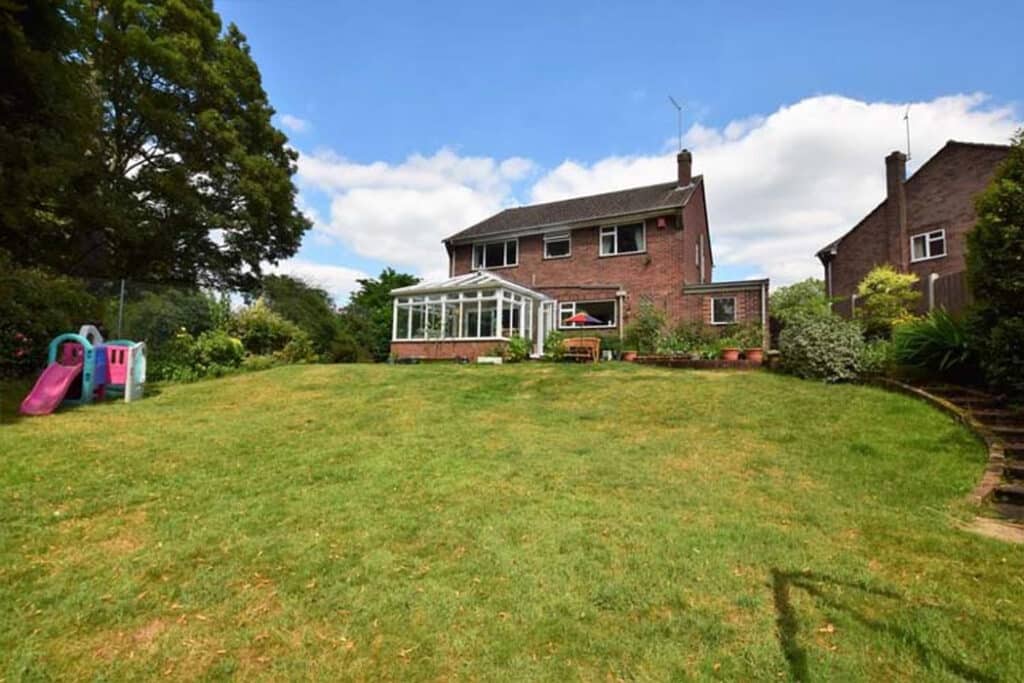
{"left": 391, "top": 272, "right": 552, "bottom": 352}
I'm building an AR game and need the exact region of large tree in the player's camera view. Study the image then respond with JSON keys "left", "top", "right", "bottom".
{"left": 261, "top": 274, "right": 341, "bottom": 357}
{"left": 340, "top": 268, "right": 419, "bottom": 361}
{"left": 966, "top": 131, "right": 1024, "bottom": 394}
{"left": 1, "top": 0, "right": 309, "bottom": 291}
{"left": 0, "top": 0, "right": 96, "bottom": 257}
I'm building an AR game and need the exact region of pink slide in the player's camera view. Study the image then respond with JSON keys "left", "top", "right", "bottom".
{"left": 19, "top": 363, "right": 82, "bottom": 416}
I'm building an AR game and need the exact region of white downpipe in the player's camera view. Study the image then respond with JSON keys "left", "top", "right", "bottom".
{"left": 928, "top": 272, "right": 940, "bottom": 311}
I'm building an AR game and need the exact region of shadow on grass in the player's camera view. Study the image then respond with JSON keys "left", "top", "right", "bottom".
{"left": 770, "top": 569, "right": 1001, "bottom": 683}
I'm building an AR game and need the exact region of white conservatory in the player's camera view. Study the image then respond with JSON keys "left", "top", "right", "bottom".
{"left": 390, "top": 271, "right": 554, "bottom": 358}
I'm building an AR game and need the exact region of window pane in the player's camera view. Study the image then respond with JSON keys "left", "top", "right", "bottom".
{"left": 411, "top": 304, "right": 425, "bottom": 338}
{"left": 929, "top": 234, "right": 946, "bottom": 256}
{"left": 485, "top": 242, "right": 504, "bottom": 267}
{"left": 505, "top": 240, "right": 517, "bottom": 264}
{"left": 545, "top": 237, "right": 570, "bottom": 258}
{"left": 601, "top": 232, "right": 615, "bottom": 255}
{"left": 501, "top": 306, "right": 520, "bottom": 336}
{"left": 480, "top": 299, "right": 497, "bottom": 337}
{"left": 713, "top": 298, "right": 736, "bottom": 324}
{"left": 559, "top": 302, "right": 575, "bottom": 326}
{"left": 912, "top": 236, "right": 927, "bottom": 260}
{"left": 473, "top": 244, "right": 484, "bottom": 268}
{"left": 618, "top": 224, "right": 643, "bottom": 253}
{"left": 395, "top": 306, "right": 410, "bottom": 339}
{"left": 444, "top": 302, "right": 460, "bottom": 338}
{"left": 578, "top": 301, "right": 615, "bottom": 325}
{"left": 462, "top": 301, "right": 480, "bottom": 337}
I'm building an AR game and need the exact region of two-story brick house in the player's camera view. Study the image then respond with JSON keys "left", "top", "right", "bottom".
{"left": 390, "top": 151, "right": 769, "bottom": 360}
{"left": 817, "top": 141, "right": 1009, "bottom": 316}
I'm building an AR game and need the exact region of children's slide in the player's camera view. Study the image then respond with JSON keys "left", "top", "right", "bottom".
{"left": 19, "top": 363, "right": 83, "bottom": 416}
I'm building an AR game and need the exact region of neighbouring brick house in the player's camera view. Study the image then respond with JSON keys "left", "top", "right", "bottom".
{"left": 817, "top": 141, "right": 1009, "bottom": 316}
{"left": 390, "top": 151, "right": 769, "bottom": 360}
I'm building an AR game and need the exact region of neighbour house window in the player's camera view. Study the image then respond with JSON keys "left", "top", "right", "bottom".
{"left": 393, "top": 288, "right": 531, "bottom": 340}
{"left": 558, "top": 300, "right": 617, "bottom": 328}
{"left": 711, "top": 297, "right": 736, "bottom": 325}
{"left": 544, "top": 232, "right": 571, "bottom": 259}
{"left": 473, "top": 239, "right": 518, "bottom": 269}
{"left": 910, "top": 229, "right": 947, "bottom": 262}
{"left": 599, "top": 223, "right": 645, "bottom": 256}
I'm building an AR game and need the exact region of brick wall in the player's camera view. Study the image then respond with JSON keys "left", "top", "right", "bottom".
{"left": 825, "top": 143, "right": 1007, "bottom": 314}
{"left": 451, "top": 204, "right": 709, "bottom": 328}
{"left": 391, "top": 340, "right": 505, "bottom": 361}
{"left": 696, "top": 289, "right": 764, "bottom": 325}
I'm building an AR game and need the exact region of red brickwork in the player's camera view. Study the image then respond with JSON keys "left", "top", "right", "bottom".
{"left": 390, "top": 340, "right": 504, "bottom": 361}
{"left": 824, "top": 142, "right": 1008, "bottom": 316}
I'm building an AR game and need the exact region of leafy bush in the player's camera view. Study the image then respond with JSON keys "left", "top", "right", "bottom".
{"left": 149, "top": 328, "right": 245, "bottom": 381}
{"left": 854, "top": 265, "right": 920, "bottom": 339}
{"left": 194, "top": 329, "right": 245, "bottom": 372}
{"left": 779, "top": 315, "right": 865, "bottom": 382}
{"left": 966, "top": 130, "right": 1024, "bottom": 395}
{"left": 770, "top": 278, "right": 833, "bottom": 325}
{"left": 276, "top": 330, "right": 318, "bottom": 364}
{"left": 719, "top": 322, "right": 764, "bottom": 349}
{"left": 624, "top": 300, "right": 665, "bottom": 353}
{"left": 0, "top": 258, "right": 103, "bottom": 376}
{"left": 543, "top": 330, "right": 566, "bottom": 361}
{"left": 230, "top": 299, "right": 306, "bottom": 356}
{"left": 505, "top": 334, "right": 530, "bottom": 362}
{"left": 892, "top": 309, "right": 974, "bottom": 378}
{"left": 119, "top": 288, "right": 226, "bottom": 349}
{"left": 859, "top": 339, "right": 894, "bottom": 377}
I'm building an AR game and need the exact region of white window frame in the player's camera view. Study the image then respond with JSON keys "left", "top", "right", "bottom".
{"left": 472, "top": 238, "right": 519, "bottom": 269}
{"left": 557, "top": 299, "right": 617, "bottom": 329}
{"left": 710, "top": 296, "right": 737, "bottom": 325}
{"left": 910, "top": 229, "right": 947, "bottom": 263}
{"left": 599, "top": 223, "right": 646, "bottom": 257}
{"left": 543, "top": 231, "right": 572, "bottom": 259}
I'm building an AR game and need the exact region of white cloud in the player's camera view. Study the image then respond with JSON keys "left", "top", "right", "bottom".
{"left": 280, "top": 114, "right": 312, "bottom": 134}
{"left": 297, "top": 147, "right": 534, "bottom": 278}
{"left": 530, "top": 93, "right": 1019, "bottom": 286}
{"left": 265, "top": 259, "right": 368, "bottom": 305}
{"left": 292, "top": 93, "right": 1018, "bottom": 289}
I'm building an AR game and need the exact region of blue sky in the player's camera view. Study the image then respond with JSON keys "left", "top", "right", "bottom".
{"left": 219, "top": 0, "right": 1023, "bottom": 300}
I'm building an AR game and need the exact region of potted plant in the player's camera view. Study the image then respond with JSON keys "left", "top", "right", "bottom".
{"left": 720, "top": 346, "right": 740, "bottom": 362}
{"left": 622, "top": 349, "right": 638, "bottom": 362}
{"left": 745, "top": 347, "right": 764, "bottom": 364}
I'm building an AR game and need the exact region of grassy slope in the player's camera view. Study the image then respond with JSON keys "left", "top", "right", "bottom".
{"left": 1, "top": 364, "right": 1021, "bottom": 681}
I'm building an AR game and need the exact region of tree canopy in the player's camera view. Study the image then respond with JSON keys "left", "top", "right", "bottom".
{"left": 0, "top": 0, "right": 309, "bottom": 291}
{"left": 769, "top": 278, "right": 832, "bottom": 325}
{"left": 966, "top": 130, "right": 1024, "bottom": 394}
{"left": 339, "top": 268, "right": 420, "bottom": 361}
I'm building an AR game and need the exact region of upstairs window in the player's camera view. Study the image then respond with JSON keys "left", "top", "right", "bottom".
{"left": 544, "top": 232, "right": 571, "bottom": 259}
{"left": 711, "top": 297, "right": 736, "bottom": 325}
{"left": 473, "top": 239, "right": 518, "bottom": 269}
{"left": 910, "top": 229, "right": 946, "bottom": 262}
{"left": 600, "top": 223, "right": 645, "bottom": 256}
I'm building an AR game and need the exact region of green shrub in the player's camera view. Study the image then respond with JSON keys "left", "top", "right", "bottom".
{"left": 148, "top": 330, "right": 201, "bottom": 382}
{"left": 719, "top": 322, "right": 764, "bottom": 349}
{"left": 543, "top": 329, "right": 566, "bottom": 361}
{"left": 624, "top": 300, "right": 665, "bottom": 353}
{"left": 770, "top": 278, "right": 833, "bottom": 325}
{"left": 859, "top": 339, "right": 894, "bottom": 377}
{"left": 241, "top": 355, "right": 280, "bottom": 373}
{"left": 854, "top": 265, "right": 920, "bottom": 339}
{"left": 0, "top": 258, "right": 103, "bottom": 376}
{"left": 194, "top": 329, "right": 245, "bottom": 371}
{"left": 505, "top": 334, "right": 530, "bottom": 362}
{"left": 231, "top": 299, "right": 305, "bottom": 356}
{"left": 892, "top": 309, "right": 974, "bottom": 378}
{"left": 966, "top": 130, "right": 1024, "bottom": 395}
{"left": 276, "top": 330, "right": 318, "bottom": 364}
{"left": 118, "top": 288, "right": 226, "bottom": 349}
{"left": 779, "top": 315, "right": 865, "bottom": 382}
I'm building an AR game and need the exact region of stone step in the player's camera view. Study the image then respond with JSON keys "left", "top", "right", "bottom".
{"left": 968, "top": 408, "right": 1024, "bottom": 425}
{"left": 1004, "top": 463, "right": 1024, "bottom": 481}
{"left": 991, "top": 424, "right": 1024, "bottom": 436}
{"left": 994, "top": 484, "right": 1024, "bottom": 505}
{"left": 1003, "top": 443, "right": 1024, "bottom": 460}
{"left": 992, "top": 503, "right": 1024, "bottom": 522}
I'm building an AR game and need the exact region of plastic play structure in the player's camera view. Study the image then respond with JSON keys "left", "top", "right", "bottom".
{"left": 19, "top": 325, "right": 146, "bottom": 416}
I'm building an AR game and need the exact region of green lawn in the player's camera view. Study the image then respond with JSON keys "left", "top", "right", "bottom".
{"left": 2, "top": 363, "right": 1022, "bottom": 681}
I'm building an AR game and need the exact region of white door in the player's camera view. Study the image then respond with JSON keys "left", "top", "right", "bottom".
{"left": 537, "top": 301, "right": 555, "bottom": 356}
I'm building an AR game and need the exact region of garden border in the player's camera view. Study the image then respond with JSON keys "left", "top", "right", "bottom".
{"left": 870, "top": 377, "right": 1024, "bottom": 543}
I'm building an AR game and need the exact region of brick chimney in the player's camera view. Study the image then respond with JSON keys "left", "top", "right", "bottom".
{"left": 884, "top": 151, "right": 908, "bottom": 268}
{"left": 677, "top": 149, "right": 692, "bottom": 187}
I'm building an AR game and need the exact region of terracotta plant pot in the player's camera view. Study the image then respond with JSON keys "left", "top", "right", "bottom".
{"left": 745, "top": 348, "right": 764, "bottom": 364}
{"left": 721, "top": 347, "right": 740, "bottom": 362}
{"left": 622, "top": 350, "right": 638, "bottom": 362}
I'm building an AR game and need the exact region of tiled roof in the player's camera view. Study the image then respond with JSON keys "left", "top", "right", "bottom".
{"left": 446, "top": 178, "right": 702, "bottom": 243}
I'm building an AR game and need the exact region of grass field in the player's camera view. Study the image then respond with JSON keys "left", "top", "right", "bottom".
{"left": 1, "top": 363, "right": 1022, "bottom": 681}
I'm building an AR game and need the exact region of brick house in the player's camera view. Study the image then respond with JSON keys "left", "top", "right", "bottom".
{"left": 817, "top": 141, "right": 1009, "bottom": 316}
{"left": 390, "top": 151, "right": 768, "bottom": 360}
